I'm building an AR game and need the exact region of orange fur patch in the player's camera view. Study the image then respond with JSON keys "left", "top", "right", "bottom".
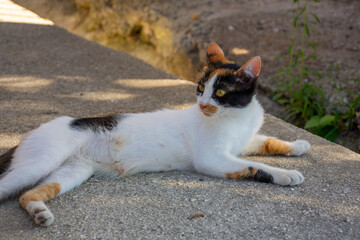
{"left": 207, "top": 42, "right": 232, "bottom": 65}
{"left": 201, "top": 104, "right": 219, "bottom": 116}
{"left": 208, "top": 54, "right": 232, "bottom": 65}
{"left": 257, "top": 138, "right": 293, "bottom": 156}
{"left": 226, "top": 167, "right": 258, "bottom": 180}
{"left": 19, "top": 182, "right": 61, "bottom": 209}
{"left": 113, "top": 138, "right": 124, "bottom": 150}
{"left": 209, "top": 69, "right": 234, "bottom": 80}
{"left": 113, "top": 164, "right": 124, "bottom": 174}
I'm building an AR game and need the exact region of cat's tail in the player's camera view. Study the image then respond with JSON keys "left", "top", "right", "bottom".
{"left": 0, "top": 116, "right": 89, "bottom": 201}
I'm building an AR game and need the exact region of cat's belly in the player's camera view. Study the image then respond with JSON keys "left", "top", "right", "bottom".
{"left": 109, "top": 135, "right": 193, "bottom": 175}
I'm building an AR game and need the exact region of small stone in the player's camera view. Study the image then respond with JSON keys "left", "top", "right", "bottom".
{"left": 228, "top": 25, "right": 234, "bottom": 31}
{"left": 192, "top": 13, "right": 199, "bottom": 20}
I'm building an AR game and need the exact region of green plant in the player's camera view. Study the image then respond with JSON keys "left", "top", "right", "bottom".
{"left": 273, "top": 0, "right": 360, "bottom": 141}
{"left": 305, "top": 67, "right": 360, "bottom": 140}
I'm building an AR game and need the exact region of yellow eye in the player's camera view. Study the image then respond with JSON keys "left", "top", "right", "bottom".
{"left": 216, "top": 89, "right": 226, "bottom": 97}
{"left": 198, "top": 84, "right": 204, "bottom": 92}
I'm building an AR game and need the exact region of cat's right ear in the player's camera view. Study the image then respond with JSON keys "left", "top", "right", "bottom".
{"left": 235, "top": 56, "right": 261, "bottom": 89}
{"left": 207, "top": 42, "right": 232, "bottom": 66}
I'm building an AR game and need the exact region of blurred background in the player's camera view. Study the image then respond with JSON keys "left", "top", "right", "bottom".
{"left": 4, "top": 0, "right": 360, "bottom": 152}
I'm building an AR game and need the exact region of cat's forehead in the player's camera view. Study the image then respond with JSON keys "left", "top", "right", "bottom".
{"left": 201, "top": 63, "right": 241, "bottom": 84}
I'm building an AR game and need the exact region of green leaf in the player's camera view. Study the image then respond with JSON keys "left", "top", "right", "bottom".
{"left": 308, "top": 42, "right": 320, "bottom": 51}
{"left": 277, "top": 99, "right": 289, "bottom": 104}
{"left": 304, "top": 24, "right": 310, "bottom": 36}
{"left": 320, "top": 115, "right": 335, "bottom": 127}
{"left": 273, "top": 93, "right": 283, "bottom": 100}
{"left": 311, "top": 13, "right": 320, "bottom": 23}
{"left": 311, "top": 70, "right": 323, "bottom": 78}
{"left": 300, "top": 6, "right": 306, "bottom": 15}
{"left": 285, "top": 111, "right": 299, "bottom": 121}
{"left": 288, "top": 44, "right": 294, "bottom": 56}
{"left": 304, "top": 116, "right": 321, "bottom": 129}
{"left": 293, "top": 15, "right": 299, "bottom": 27}
{"left": 323, "top": 127, "right": 340, "bottom": 141}
{"left": 350, "top": 95, "right": 360, "bottom": 108}
{"left": 273, "top": 55, "right": 285, "bottom": 60}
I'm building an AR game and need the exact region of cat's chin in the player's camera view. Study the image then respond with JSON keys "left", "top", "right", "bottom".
{"left": 199, "top": 108, "right": 226, "bottom": 118}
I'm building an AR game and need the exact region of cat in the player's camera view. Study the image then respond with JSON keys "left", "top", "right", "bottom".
{"left": 0, "top": 42, "right": 310, "bottom": 227}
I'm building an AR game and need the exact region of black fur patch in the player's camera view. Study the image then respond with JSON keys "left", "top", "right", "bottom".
{"left": 70, "top": 115, "right": 120, "bottom": 132}
{"left": 0, "top": 146, "right": 17, "bottom": 175}
{"left": 197, "top": 63, "right": 257, "bottom": 108}
{"left": 218, "top": 63, "right": 241, "bottom": 71}
{"left": 213, "top": 73, "right": 257, "bottom": 108}
{"left": 253, "top": 169, "right": 274, "bottom": 183}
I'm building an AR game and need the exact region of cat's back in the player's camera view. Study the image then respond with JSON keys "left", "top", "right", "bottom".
{"left": 117, "top": 106, "right": 197, "bottom": 136}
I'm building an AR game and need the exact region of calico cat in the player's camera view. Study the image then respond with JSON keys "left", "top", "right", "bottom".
{"left": 0, "top": 42, "right": 310, "bottom": 227}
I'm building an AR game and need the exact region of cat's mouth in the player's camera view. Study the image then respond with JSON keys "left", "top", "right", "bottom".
{"left": 199, "top": 104, "right": 219, "bottom": 117}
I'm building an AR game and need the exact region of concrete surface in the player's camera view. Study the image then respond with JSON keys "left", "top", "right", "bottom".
{"left": 0, "top": 2, "right": 359, "bottom": 240}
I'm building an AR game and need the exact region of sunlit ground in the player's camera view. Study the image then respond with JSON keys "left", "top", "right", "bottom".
{"left": 0, "top": 0, "right": 53, "bottom": 25}
{"left": 231, "top": 47, "right": 250, "bottom": 55}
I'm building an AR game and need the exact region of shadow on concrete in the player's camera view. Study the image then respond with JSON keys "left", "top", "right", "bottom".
{"left": 0, "top": 22, "right": 196, "bottom": 149}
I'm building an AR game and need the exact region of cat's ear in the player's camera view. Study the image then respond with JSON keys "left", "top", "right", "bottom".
{"left": 207, "top": 42, "right": 232, "bottom": 66}
{"left": 235, "top": 56, "right": 261, "bottom": 89}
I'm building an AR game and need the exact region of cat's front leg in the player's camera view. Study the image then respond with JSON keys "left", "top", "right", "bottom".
{"left": 193, "top": 153, "right": 304, "bottom": 186}
{"left": 241, "top": 134, "right": 310, "bottom": 156}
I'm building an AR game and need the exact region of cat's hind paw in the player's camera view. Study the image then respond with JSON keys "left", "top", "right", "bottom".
{"left": 26, "top": 201, "right": 54, "bottom": 227}
{"left": 290, "top": 140, "right": 310, "bottom": 156}
{"left": 273, "top": 169, "right": 304, "bottom": 186}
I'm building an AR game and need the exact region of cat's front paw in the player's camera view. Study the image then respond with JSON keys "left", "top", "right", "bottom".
{"left": 290, "top": 140, "right": 310, "bottom": 156}
{"left": 273, "top": 169, "right": 304, "bottom": 186}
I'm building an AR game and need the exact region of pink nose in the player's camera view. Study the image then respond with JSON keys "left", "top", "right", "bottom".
{"left": 199, "top": 104, "right": 207, "bottom": 109}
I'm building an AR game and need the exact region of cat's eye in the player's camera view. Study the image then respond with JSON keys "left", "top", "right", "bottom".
{"left": 216, "top": 89, "right": 226, "bottom": 97}
{"left": 198, "top": 84, "right": 204, "bottom": 92}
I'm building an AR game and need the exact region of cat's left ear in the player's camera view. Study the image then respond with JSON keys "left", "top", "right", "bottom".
{"left": 235, "top": 56, "right": 261, "bottom": 88}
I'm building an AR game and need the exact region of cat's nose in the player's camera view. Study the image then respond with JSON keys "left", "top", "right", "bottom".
{"left": 199, "top": 104, "right": 207, "bottom": 109}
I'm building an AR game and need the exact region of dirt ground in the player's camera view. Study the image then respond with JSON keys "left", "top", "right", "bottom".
{"left": 12, "top": 0, "right": 360, "bottom": 152}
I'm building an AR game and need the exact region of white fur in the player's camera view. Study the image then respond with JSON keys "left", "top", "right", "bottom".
{"left": 0, "top": 94, "right": 308, "bottom": 197}
{"left": 25, "top": 201, "right": 53, "bottom": 226}
{"left": 0, "top": 83, "right": 310, "bottom": 226}
{"left": 199, "top": 73, "right": 217, "bottom": 107}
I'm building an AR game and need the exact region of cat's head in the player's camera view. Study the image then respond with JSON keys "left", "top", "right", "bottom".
{"left": 196, "top": 42, "right": 261, "bottom": 117}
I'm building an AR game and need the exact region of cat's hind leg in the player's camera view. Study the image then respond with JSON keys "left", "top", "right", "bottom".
{"left": 19, "top": 161, "right": 94, "bottom": 227}
{"left": 0, "top": 116, "right": 89, "bottom": 200}
{"left": 241, "top": 134, "right": 310, "bottom": 156}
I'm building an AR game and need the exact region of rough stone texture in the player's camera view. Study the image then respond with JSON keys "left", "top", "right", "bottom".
{"left": 0, "top": 9, "right": 360, "bottom": 240}
{"left": 13, "top": 0, "right": 360, "bottom": 153}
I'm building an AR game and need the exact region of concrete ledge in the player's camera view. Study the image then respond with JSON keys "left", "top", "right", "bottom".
{"left": 0, "top": 16, "right": 359, "bottom": 239}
